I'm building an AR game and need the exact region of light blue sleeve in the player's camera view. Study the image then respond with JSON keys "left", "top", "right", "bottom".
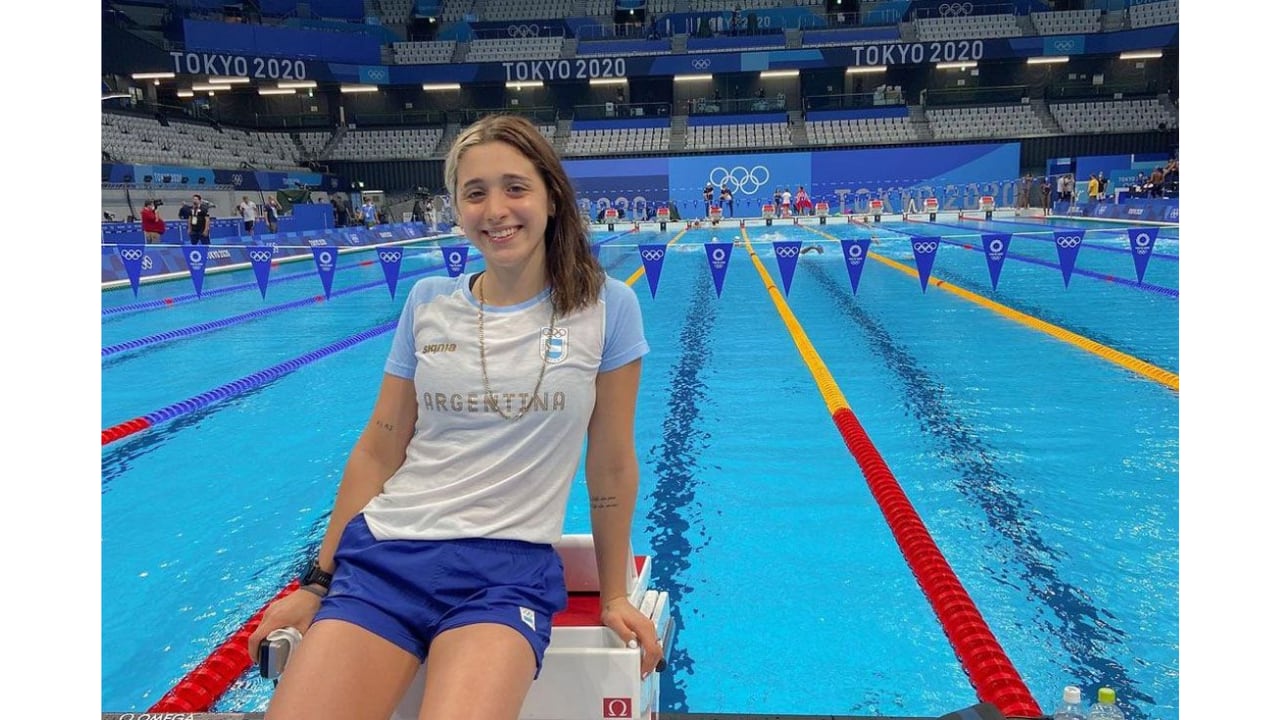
{"left": 384, "top": 277, "right": 448, "bottom": 378}
{"left": 600, "top": 277, "right": 649, "bottom": 373}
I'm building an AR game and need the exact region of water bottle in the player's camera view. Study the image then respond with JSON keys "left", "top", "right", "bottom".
{"left": 1052, "top": 685, "right": 1087, "bottom": 720}
{"left": 1086, "top": 687, "right": 1124, "bottom": 720}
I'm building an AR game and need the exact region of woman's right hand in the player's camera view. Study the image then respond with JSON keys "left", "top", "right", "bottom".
{"left": 246, "top": 588, "right": 323, "bottom": 659}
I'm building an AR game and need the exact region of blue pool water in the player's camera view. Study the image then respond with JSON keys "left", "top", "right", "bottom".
{"left": 101, "top": 220, "right": 1179, "bottom": 718}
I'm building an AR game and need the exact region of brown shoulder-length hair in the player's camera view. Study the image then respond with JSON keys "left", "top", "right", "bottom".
{"left": 444, "top": 114, "right": 603, "bottom": 317}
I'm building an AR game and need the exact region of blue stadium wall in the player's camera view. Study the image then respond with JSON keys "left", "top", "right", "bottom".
{"left": 566, "top": 142, "right": 1019, "bottom": 218}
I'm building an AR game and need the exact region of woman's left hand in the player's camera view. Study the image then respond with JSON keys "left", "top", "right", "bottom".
{"left": 600, "top": 596, "right": 664, "bottom": 678}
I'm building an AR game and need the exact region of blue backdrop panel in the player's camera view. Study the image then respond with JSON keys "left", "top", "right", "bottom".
{"left": 670, "top": 151, "right": 811, "bottom": 215}
{"left": 566, "top": 157, "right": 670, "bottom": 220}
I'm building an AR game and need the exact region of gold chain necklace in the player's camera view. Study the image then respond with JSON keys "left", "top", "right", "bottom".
{"left": 477, "top": 272, "right": 556, "bottom": 421}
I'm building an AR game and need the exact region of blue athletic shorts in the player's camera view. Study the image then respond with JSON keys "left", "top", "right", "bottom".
{"left": 312, "top": 514, "right": 567, "bottom": 675}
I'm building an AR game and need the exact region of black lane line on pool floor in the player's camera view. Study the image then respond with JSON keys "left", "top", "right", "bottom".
{"left": 645, "top": 266, "right": 718, "bottom": 713}
{"left": 803, "top": 261, "right": 1154, "bottom": 717}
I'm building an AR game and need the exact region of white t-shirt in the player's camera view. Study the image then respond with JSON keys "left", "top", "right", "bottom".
{"left": 239, "top": 201, "right": 257, "bottom": 221}
{"left": 782, "top": 191, "right": 792, "bottom": 206}
{"left": 362, "top": 272, "right": 649, "bottom": 544}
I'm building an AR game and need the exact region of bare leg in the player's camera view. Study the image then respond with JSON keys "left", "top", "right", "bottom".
{"left": 417, "top": 624, "right": 537, "bottom": 720}
{"left": 265, "top": 619, "right": 420, "bottom": 720}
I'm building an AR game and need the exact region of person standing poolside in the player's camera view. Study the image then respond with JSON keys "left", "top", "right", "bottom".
{"left": 248, "top": 114, "right": 663, "bottom": 720}
{"left": 141, "top": 199, "right": 165, "bottom": 244}
{"left": 238, "top": 195, "right": 258, "bottom": 235}
{"left": 265, "top": 197, "right": 281, "bottom": 234}
{"left": 188, "top": 194, "right": 210, "bottom": 245}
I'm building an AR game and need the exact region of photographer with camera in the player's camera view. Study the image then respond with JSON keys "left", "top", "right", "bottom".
{"left": 141, "top": 199, "right": 167, "bottom": 244}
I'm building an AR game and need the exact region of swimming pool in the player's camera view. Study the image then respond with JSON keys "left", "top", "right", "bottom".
{"left": 101, "top": 218, "right": 1179, "bottom": 718}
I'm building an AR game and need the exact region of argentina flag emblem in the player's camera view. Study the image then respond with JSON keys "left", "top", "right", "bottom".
{"left": 541, "top": 327, "right": 568, "bottom": 364}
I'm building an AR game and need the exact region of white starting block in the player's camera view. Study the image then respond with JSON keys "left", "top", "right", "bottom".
{"left": 390, "top": 535, "right": 673, "bottom": 720}
{"left": 979, "top": 195, "right": 995, "bottom": 220}
{"left": 869, "top": 199, "right": 884, "bottom": 222}
{"left": 924, "top": 197, "right": 939, "bottom": 221}
{"left": 603, "top": 208, "right": 620, "bottom": 230}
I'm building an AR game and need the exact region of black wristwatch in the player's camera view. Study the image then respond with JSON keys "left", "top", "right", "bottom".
{"left": 301, "top": 561, "right": 333, "bottom": 591}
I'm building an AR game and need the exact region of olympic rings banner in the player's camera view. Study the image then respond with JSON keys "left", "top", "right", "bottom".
{"left": 563, "top": 143, "right": 1018, "bottom": 220}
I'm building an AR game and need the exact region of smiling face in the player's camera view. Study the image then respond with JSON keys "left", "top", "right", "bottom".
{"left": 455, "top": 140, "right": 552, "bottom": 272}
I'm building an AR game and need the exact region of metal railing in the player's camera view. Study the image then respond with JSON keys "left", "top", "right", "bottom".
{"left": 573, "top": 102, "right": 672, "bottom": 120}
{"left": 805, "top": 92, "right": 906, "bottom": 112}
{"left": 687, "top": 95, "right": 787, "bottom": 116}
{"left": 1045, "top": 81, "right": 1161, "bottom": 101}
{"left": 921, "top": 84, "right": 1028, "bottom": 108}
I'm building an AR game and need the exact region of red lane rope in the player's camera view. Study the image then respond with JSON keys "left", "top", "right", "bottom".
{"left": 830, "top": 408, "right": 1042, "bottom": 717}
{"left": 148, "top": 581, "right": 299, "bottom": 713}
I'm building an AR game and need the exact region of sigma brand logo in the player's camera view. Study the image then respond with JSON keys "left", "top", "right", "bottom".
{"left": 422, "top": 343, "right": 457, "bottom": 353}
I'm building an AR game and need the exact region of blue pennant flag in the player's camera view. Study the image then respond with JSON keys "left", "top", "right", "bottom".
{"left": 378, "top": 247, "right": 404, "bottom": 298}
{"left": 839, "top": 238, "right": 872, "bottom": 295}
{"left": 638, "top": 244, "right": 667, "bottom": 299}
{"left": 312, "top": 246, "right": 338, "bottom": 299}
{"left": 442, "top": 245, "right": 470, "bottom": 277}
{"left": 704, "top": 241, "right": 733, "bottom": 298}
{"left": 117, "top": 244, "right": 146, "bottom": 297}
{"left": 1052, "top": 229, "right": 1085, "bottom": 288}
{"left": 1127, "top": 227, "right": 1160, "bottom": 284}
{"left": 772, "top": 240, "right": 802, "bottom": 296}
{"left": 247, "top": 246, "right": 275, "bottom": 298}
{"left": 981, "top": 233, "right": 1012, "bottom": 291}
{"left": 183, "top": 246, "right": 208, "bottom": 297}
{"left": 909, "top": 236, "right": 941, "bottom": 293}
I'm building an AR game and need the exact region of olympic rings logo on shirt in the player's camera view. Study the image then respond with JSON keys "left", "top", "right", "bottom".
{"left": 507, "top": 24, "right": 542, "bottom": 38}
{"left": 938, "top": 2, "right": 974, "bottom": 17}
{"left": 640, "top": 249, "right": 665, "bottom": 261}
{"left": 709, "top": 165, "right": 770, "bottom": 195}
{"left": 913, "top": 241, "right": 939, "bottom": 253}
{"left": 119, "top": 248, "right": 144, "bottom": 261}
{"left": 379, "top": 250, "right": 402, "bottom": 263}
{"left": 1056, "top": 236, "right": 1083, "bottom": 248}
{"left": 249, "top": 250, "right": 273, "bottom": 263}
{"left": 775, "top": 246, "right": 799, "bottom": 258}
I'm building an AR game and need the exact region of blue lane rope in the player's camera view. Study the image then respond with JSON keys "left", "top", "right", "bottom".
{"left": 884, "top": 225, "right": 1179, "bottom": 298}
